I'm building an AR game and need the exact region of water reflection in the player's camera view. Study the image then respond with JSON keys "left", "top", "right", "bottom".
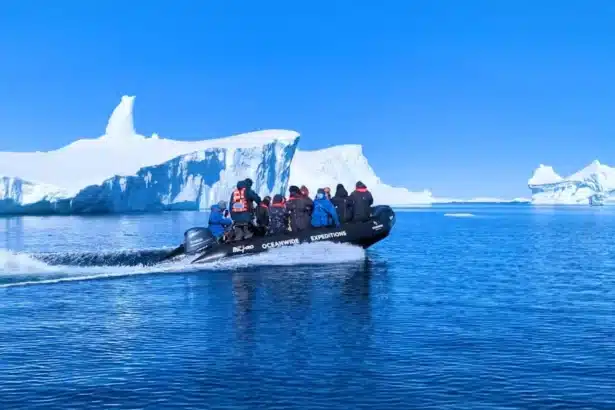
{"left": 232, "top": 271, "right": 260, "bottom": 344}
{"left": 3, "top": 217, "right": 24, "bottom": 250}
{"left": 228, "top": 258, "right": 386, "bottom": 358}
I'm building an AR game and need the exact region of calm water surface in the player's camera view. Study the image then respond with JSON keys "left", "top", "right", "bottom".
{"left": 1, "top": 205, "right": 615, "bottom": 409}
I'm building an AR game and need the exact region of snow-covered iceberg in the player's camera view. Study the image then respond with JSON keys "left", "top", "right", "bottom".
{"left": 0, "top": 95, "right": 433, "bottom": 214}
{"left": 0, "top": 96, "right": 300, "bottom": 214}
{"left": 289, "top": 145, "right": 433, "bottom": 206}
{"left": 0, "top": 96, "right": 298, "bottom": 197}
{"left": 528, "top": 160, "right": 615, "bottom": 205}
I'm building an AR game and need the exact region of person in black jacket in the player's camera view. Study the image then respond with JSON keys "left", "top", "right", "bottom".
{"left": 349, "top": 181, "right": 373, "bottom": 222}
{"left": 229, "top": 178, "right": 262, "bottom": 240}
{"left": 299, "top": 185, "right": 314, "bottom": 214}
{"left": 254, "top": 196, "right": 270, "bottom": 236}
{"left": 286, "top": 185, "right": 312, "bottom": 232}
{"left": 268, "top": 194, "right": 288, "bottom": 235}
{"left": 331, "top": 183, "right": 354, "bottom": 223}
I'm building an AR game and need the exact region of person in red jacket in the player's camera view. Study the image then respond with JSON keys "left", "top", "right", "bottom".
{"left": 254, "top": 196, "right": 270, "bottom": 236}
{"left": 229, "top": 178, "right": 261, "bottom": 240}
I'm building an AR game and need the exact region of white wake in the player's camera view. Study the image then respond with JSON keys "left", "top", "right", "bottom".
{"left": 0, "top": 242, "right": 366, "bottom": 288}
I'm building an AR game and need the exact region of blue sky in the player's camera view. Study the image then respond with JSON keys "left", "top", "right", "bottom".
{"left": 1, "top": 0, "right": 615, "bottom": 198}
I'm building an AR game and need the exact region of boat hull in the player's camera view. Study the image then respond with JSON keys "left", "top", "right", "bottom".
{"left": 165, "top": 205, "right": 396, "bottom": 264}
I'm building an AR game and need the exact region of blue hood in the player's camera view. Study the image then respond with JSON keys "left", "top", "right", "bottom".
{"left": 210, "top": 204, "right": 223, "bottom": 213}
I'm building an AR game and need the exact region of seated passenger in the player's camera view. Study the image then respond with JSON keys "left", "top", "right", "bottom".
{"left": 349, "top": 181, "right": 373, "bottom": 222}
{"left": 208, "top": 200, "right": 233, "bottom": 241}
{"left": 300, "top": 185, "right": 314, "bottom": 214}
{"left": 268, "top": 194, "right": 289, "bottom": 235}
{"left": 255, "top": 196, "right": 270, "bottom": 236}
{"left": 311, "top": 188, "right": 340, "bottom": 228}
{"left": 286, "top": 185, "right": 312, "bottom": 232}
{"left": 300, "top": 185, "right": 310, "bottom": 198}
{"left": 229, "top": 178, "right": 261, "bottom": 240}
{"left": 331, "top": 183, "right": 354, "bottom": 223}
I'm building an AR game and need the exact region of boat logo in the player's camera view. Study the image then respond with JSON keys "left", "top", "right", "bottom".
{"left": 310, "top": 231, "right": 347, "bottom": 241}
{"left": 261, "top": 238, "right": 300, "bottom": 249}
{"left": 232, "top": 244, "right": 255, "bottom": 253}
{"left": 372, "top": 224, "right": 383, "bottom": 231}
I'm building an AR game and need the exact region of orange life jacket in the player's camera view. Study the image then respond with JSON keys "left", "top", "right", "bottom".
{"left": 231, "top": 188, "right": 248, "bottom": 213}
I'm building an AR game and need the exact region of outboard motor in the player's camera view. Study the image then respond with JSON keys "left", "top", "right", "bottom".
{"left": 184, "top": 227, "right": 217, "bottom": 255}
{"left": 371, "top": 205, "right": 396, "bottom": 229}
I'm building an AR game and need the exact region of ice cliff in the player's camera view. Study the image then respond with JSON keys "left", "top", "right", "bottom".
{"left": 69, "top": 142, "right": 298, "bottom": 213}
{"left": 0, "top": 95, "right": 432, "bottom": 214}
{"left": 0, "top": 177, "right": 68, "bottom": 213}
{"left": 528, "top": 160, "right": 615, "bottom": 205}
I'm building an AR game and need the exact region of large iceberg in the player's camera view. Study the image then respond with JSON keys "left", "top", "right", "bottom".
{"left": 0, "top": 95, "right": 433, "bottom": 214}
{"left": 290, "top": 145, "right": 433, "bottom": 206}
{"left": 0, "top": 96, "right": 299, "bottom": 214}
{"left": 0, "top": 96, "right": 298, "bottom": 197}
{"left": 528, "top": 160, "right": 615, "bottom": 205}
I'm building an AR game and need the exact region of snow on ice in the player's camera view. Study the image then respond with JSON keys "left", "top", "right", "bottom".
{"left": 289, "top": 144, "right": 433, "bottom": 206}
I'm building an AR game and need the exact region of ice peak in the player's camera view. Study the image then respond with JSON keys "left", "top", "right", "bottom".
{"left": 568, "top": 159, "right": 614, "bottom": 181}
{"left": 104, "top": 95, "right": 136, "bottom": 139}
{"left": 528, "top": 164, "right": 563, "bottom": 186}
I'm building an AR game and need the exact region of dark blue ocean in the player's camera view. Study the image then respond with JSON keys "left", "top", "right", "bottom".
{"left": 1, "top": 205, "right": 615, "bottom": 409}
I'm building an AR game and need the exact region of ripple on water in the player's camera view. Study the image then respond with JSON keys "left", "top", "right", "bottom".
{"left": 1, "top": 208, "right": 615, "bottom": 408}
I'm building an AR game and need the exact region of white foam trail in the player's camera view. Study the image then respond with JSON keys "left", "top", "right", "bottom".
{"left": 0, "top": 242, "right": 366, "bottom": 288}
{"left": 444, "top": 213, "right": 475, "bottom": 218}
{"left": 0, "top": 249, "right": 57, "bottom": 274}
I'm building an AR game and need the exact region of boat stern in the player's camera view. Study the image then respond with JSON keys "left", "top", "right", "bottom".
{"left": 372, "top": 205, "right": 396, "bottom": 233}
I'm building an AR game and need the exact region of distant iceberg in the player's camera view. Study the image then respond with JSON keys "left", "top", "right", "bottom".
{"left": 528, "top": 160, "right": 615, "bottom": 205}
{"left": 0, "top": 96, "right": 433, "bottom": 214}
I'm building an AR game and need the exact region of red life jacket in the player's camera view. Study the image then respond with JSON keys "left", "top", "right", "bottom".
{"left": 272, "top": 199, "right": 286, "bottom": 208}
{"left": 260, "top": 203, "right": 269, "bottom": 209}
{"left": 231, "top": 188, "right": 248, "bottom": 213}
{"left": 355, "top": 187, "right": 368, "bottom": 193}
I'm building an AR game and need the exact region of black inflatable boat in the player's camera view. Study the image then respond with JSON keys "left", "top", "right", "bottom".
{"left": 162, "top": 205, "right": 396, "bottom": 264}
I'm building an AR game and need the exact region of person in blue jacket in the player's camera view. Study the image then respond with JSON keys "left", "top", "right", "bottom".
{"left": 208, "top": 200, "right": 233, "bottom": 240}
{"left": 311, "top": 188, "right": 340, "bottom": 228}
